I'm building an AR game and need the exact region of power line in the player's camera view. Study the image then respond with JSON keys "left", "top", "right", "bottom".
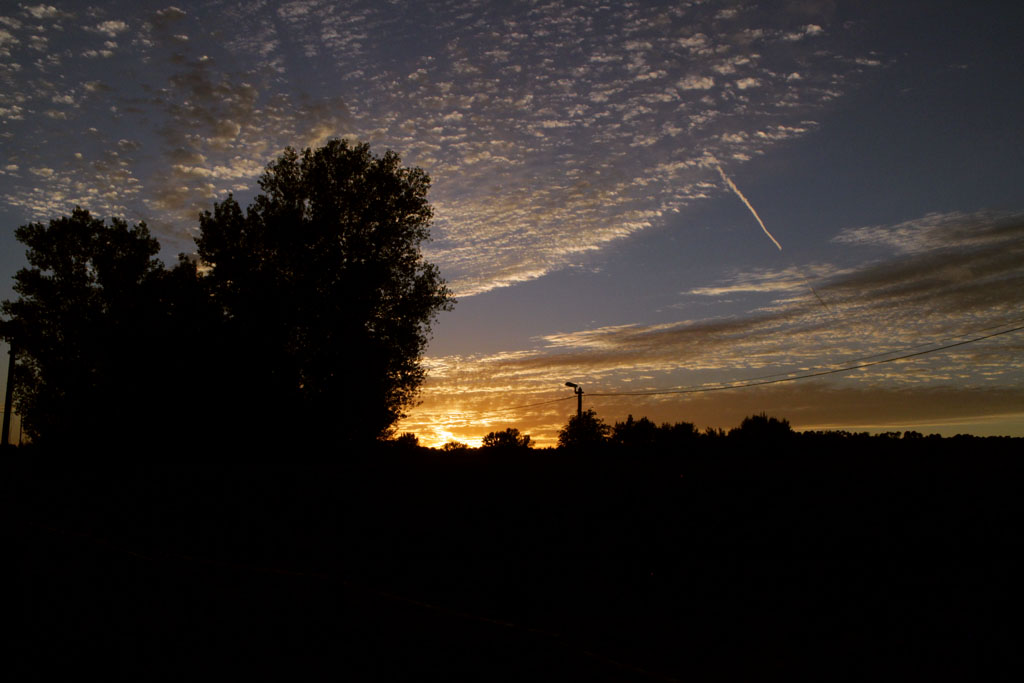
{"left": 439, "top": 395, "right": 576, "bottom": 419}
{"left": 587, "top": 324, "right": 1024, "bottom": 399}
{"left": 421, "top": 320, "right": 1024, "bottom": 420}
{"left": 688, "top": 316, "right": 1024, "bottom": 387}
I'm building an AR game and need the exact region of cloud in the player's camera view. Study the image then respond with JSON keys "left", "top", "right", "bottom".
{"left": 212, "top": 0, "right": 879, "bottom": 297}
{"left": 854, "top": 57, "right": 883, "bottom": 67}
{"left": 22, "top": 5, "right": 59, "bottom": 20}
{"left": 0, "top": 0, "right": 883, "bottom": 288}
{"left": 154, "top": 6, "right": 187, "bottom": 24}
{"left": 686, "top": 264, "right": 848, "bottom": 296}
{"left": 678, "top": 75, "right": 715, "bottom": 90}
{"left": 400, "top": 210, "right": 1024, "bottom": 445}
{"left": 678, "top": 33, "right": 712, "bottom": 53}
{"left": 0, "top": 28, "right": 17, "bottom": 57}
{"left": 92, "top": 20, "right": 129, "bottom": 38}
{"left": 832, "top": 211, "right": 1020, "bottom": 254}
{"left": 783, "top": 24, "right": 824, "bottom": 41}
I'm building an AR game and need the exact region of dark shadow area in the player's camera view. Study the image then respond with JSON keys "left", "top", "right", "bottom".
{"left": 12, "top": 436, "right": 1023, "bottom": 681}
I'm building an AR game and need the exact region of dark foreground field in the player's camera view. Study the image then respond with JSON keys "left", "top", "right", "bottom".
{"left": 10, "top": 444, "right": 1023, "bottom": 681}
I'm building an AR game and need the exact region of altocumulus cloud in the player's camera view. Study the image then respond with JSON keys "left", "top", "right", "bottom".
{"left": 1, "top": 0, "right": 877, "bottom": 275}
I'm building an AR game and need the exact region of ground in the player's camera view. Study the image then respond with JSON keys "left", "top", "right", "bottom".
{"left": 11, "top": 445, "right": 1022, "bottom": 681}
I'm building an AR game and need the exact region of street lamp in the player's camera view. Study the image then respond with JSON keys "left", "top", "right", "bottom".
{"left": 565, "top": 381, "right": 583, "bottom": 418}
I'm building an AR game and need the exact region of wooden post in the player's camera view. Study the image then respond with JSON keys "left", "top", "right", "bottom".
{"left": 2, "top": 343, "right": 14, "bottom": 448}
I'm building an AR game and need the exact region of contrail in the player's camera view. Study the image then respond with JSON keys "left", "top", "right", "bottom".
{"left": 709, "top": 157, "right": 833, "bottom": 313}
{"left": 714, "top": 163, "right": 783, "bottom": 251}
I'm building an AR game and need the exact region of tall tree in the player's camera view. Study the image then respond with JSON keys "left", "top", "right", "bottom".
{"left": 195, "top": 139, "right": 454, "bottom": 446}
{"left": 557, "top": 409, "right": 611, "bottom": 451}
{"left": 0, "top": 209, "right": 171, "bottom": 448}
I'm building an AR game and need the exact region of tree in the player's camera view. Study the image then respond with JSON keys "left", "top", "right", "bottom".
{"left": 194, "top": 139, "right": 454, "bottom": 446}
{"left": 727, "top": 412, "right": 793, "bottom": 442}
{"left": 481, "top": 427, "right": 532, "bottom": 451}
{"left": 0, "top": 208, "right": 189, "bottom": 448}
{"left": 557, "top": 409, "right": 610, "bottom": 450}
{"left": 395, "top": 432, "right": 420, "bottom": 448}
{"left": 611, "top": 414, "right": 659, "bottom": 450}
{"left": 660, "top": 420, "right": 698, "bottom": 448}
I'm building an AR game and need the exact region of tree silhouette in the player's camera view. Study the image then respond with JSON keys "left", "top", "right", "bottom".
{"left": 728, "top": 412, "right": 793, "bottom": 443}
{"left": 0, "top": 209, "right": 184, "bottom": 448}
{"left": 611, "top": 414, "right": 659, "bottom": 450}
{"left": 395, "top": 432, "right": 420, "bottom": 448}
{"left": 1, "top": 141, "right": 454, "bottom": 454}
{"left": 481, "top": 427, "right": 532, "bottom": 451}
{"left": 660, "top": 420, "right": 698, "bottom": 448}
{"left": 557, "top": 409, "right": 610, "bottom": 450}
{"left": 195, "top": 139, "right": 454, "bottom": 446}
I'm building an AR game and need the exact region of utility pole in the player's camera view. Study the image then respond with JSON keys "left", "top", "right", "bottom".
{"left": 564, "top": 381, "right": 583, "bottom": 418}
{"left": 2, "top": 343, "right": 14, "bottom": 448}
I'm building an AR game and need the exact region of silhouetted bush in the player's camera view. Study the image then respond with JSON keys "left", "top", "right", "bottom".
{"left": 395, "top": 432, "right": 420, "bottom": 448}
{"left": 728, "top": 412, "right": 794, "bottom": 443}
{"left": 481, "top": 427, "right": 532, "bottom": 451}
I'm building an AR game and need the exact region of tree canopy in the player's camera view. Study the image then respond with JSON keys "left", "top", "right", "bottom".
{"left": 481, "top": 427, "right": 532, "bottom": 451}
{"left": 557, "top": 409, "right": 611, "bottom": 450}
{"left": 195, "top": 140, "right": 454, "bottom": 446}
{"left": 727, "top": 412, "right": 793, "bottom": 442}
{"left": 0, "top": 209, "right": 202, "bottom": 449}
{"left": 1, "top": 139, "right": 454, "bottom": 453}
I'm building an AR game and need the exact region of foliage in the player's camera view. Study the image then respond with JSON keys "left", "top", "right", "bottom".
{"left": 395, "top": 432, "right": 420, "bottom": 447}
{"left": 609, "top": 415, "right": 699, "bottom": 453}
{"left": 727, "top": 412, "right": 793, "bottom": 442}
{"left": 0, "top": 208, "right": 198, "bottom": 448}
{"left": 1, "top": 140, "right": 453, "bottom": 453}
{"left": 195, "top": 139, "right": 454, "bottom": 445}
{"left": 611, "top": 414, "right": 659, "bottom": 449}
{"left": 703, "top": 426, "right": 726, "bottom": 439}
{"left": 481, "top": 427, "right": 532, "bottom": 450}
{"left": 557, "top": 409, "right": 610, "bottom": 450}
{"left": 660, "top": 420, "right": 699, "bottom": 444}
{"left": 441, "top": 440, "right": 470, "bottom": 453}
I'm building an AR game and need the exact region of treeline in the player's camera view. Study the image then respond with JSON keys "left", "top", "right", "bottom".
{"left": 413, "top": 411, "right": 1021, "bottom": 454}
{"left": 1, "top": 141, "right": 453, "bottom": 453}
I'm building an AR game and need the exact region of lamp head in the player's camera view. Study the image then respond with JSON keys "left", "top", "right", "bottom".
{"left": 564, "top": 381, "right": 578, "bottom": 388}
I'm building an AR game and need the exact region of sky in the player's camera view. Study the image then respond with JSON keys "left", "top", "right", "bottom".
{"left": 1, "top": 1, "right": 1022, "bottom": 447}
